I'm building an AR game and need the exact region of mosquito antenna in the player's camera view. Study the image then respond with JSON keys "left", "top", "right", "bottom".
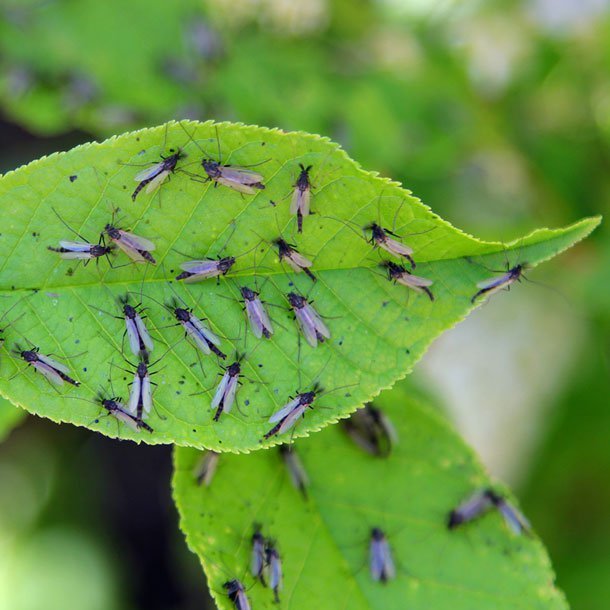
{"left": 322, "top": 214, "right": 365, "bottom": 240}
{"left": 177, "top": 120, "right": 209, "bottom": 157}
{"left": 51, "top": 207, "right": 88, "bottom": 242}
{"left": 215, "top": 125, "right": 222, "bottom": 163}
{"left": 390, "top": 196, "right": 405, "bottom": 233}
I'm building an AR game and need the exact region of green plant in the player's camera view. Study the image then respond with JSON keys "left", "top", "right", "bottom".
{"left": 0, "top": 120, "right": 599, "bottom": 608}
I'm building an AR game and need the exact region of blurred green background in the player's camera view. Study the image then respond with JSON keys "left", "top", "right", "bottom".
{"left": 0, "top": 0, "right": 608, "bottom": 608}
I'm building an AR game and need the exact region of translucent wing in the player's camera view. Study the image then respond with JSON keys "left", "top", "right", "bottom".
{"left": 141, "top": 374, "right": 152, "bottom": 414}
{"left": 125, "top": 317, "right": 141, "bottom": 356}
{"left": 295, "top": 308, "right": 319, "bottom": 347}
{"left": 290, "top": 251, "right": 313, "bottom": 269}
{"left": 211, "top": 372, "right": 230, "bottom": 409}
{"left": 402, "top": 273, "right": 433, "bottom": 288}
{"left": 33, "top": 361, "right": 64, "bottom": 385}
{"left": 59, "top": 240, "right": 95, "bottom": 252}
{"left": 222, "top": 375, "right": 239, "bottom": 415}
{"left": 216, "top": 176, "right": 257, "bottom": 194}
{"left": 112, "top": 408, "right": 140, "bottom": 432}
{"left": 276, "top": 403, "right": 308, "bottom": 435}
{"left": 184, "top": 321, "right": 212, "bottom": 354}
{"left": 290, "top": 188, "right": 310, "bottom": 216}
{"left": 190, "top": 316, "right": 221, "bottom": 346}
{"left": 118, "top": 230, "right": 156, "bottom": 252}
{"left": 134, "top": 315, "right": 154, "bottom": 351}
{"left": 476, "top": 273, "right": 509, "bottom": 290}
{"left": 220, "top": 167, "right": 263, "bottom": 184}
{"left": 308, "top": 306, "right": 331, "bottom": 340}
{"left": 113, "top": 239, "right": 148, "bottom": 263}
{"left": 179, "top": 260, "right": 219, "bottom": 274}
{"left": 37, "top": 353, "right": 70, "bottom": 374}
{"left": 145, "top": 169, "right": 170, "bottom": 193}
{"left": 128, "top": 374, "right": 141, "bottom": 415}
{"left": 268, "top": 397, "right": 301, "bottom": 423}
{"left": 134, "top": 162, "right": 163, "bottom": 182}
{"left": 382, "top": 237, "right": 413, "bottom": 258}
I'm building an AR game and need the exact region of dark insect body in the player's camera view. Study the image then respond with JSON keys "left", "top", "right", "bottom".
{"left": 471, "top": 264, "right": 527, "bottom": 303}
{"left": 17, "top": 345, "right": 80, "bottom": 386}
{"left": 291, "top": 163, "right": 313, "bottom": 233}
{"left": 175, "top": 256, "right": 235, "bottom": 283}
{"left": 98, "top": 394, "right": 152, "bottom": 433}
{"left": 132, "top": 149, "right": 185, "bottom": 201}
{"left": 382, "top": 261, "right": 434, "bottom": 300}
{"left": 275, "top": 238, "right": 315, "bottom": 281}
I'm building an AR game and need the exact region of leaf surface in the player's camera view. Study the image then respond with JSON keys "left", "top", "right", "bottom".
{"left": 172, "top": 381, "right": 568, "bottom": 609}
{"left": 0, "top": 120, "right": 599, "bottom": 451}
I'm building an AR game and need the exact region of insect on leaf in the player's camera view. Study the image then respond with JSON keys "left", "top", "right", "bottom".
{"left": 172, "top": 381, "right": 569, "bottom": 610}
{"left": 0, "top": 120, "right": 600, "bottom": 452}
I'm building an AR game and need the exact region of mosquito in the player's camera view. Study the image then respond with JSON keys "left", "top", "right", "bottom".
{"left": 240, "top": 286, "right": 274, "bottom": 339}
{"left": 132, "top": 149, "right": 185, "bottom": 201}
{"left": 381, "top": 261, "right": 434, "bottom": 301}
{"left": 250, "top": 527, "right": 266, "bottom": 585}
{"left": 15, "top": 344, "right": 80, "bottom": 386}
{"left": 278, "top": 445, "right": 309, "bottom": 499}
{"left": 223, "top": 580, "right": 251, "bottom": 610}
{"left": 264, "top": 386, "right": 319, "bottom": 440}
{"left": 103, "top": 212, "right": 156, "bottom": 264}
{"left": 342, "top": 403, "right": 397, "bottom": 458}
{"left": 176, "top": 255, "right": 235, "bottom": 283}
{"left": 119, "top": 295, "right": 154, "bottom": 362}
{"left": 179, "top": 122, "right": 266, "bottom": 194}
{"left": 447, "top": 489, "right": 494, "bottom": 529}
{"left": 291, "top": 163, "right": 313, "bottom": 233}
{"left": 471, "top": 264, "right": 528, "bottom": 303}
{"left": 48, "top": 207, "right": 115, "bottom": 266}
{"left": 194, "top": 450, "right": 220, "bottom": 486}
{"left": 97, "top": 392, "right": 153, "bottom": 433}
{"left": 370, "top": 527, "right": 396, "bottom": 583}
{"left": 211, "top": 357, "right": 242, "bottom": 421}
{"left": 275, "top": 238, "right": 315, "bottom": 281}
{"left": 264, "top": 541, "right": 283, "bottom": 603}
{"left": 287, "top": 292, "right": 330, "bottom": 348}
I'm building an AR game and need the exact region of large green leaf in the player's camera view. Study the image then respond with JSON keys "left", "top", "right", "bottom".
{"left": 0, "top": 120, "right": 599, "bottom": 451}
{"left": 172, "top": 381, "right": 568, "bottom": 610}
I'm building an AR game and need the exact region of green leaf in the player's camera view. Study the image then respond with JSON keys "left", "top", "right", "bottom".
{"left": 0, "top": 396, "right": 25, "bottom": 442}
{"left": 0, "top": 120, "right": 599, "bottom": 452}
{"left": 172, "top": 381, "right": 568, "bottom": 610}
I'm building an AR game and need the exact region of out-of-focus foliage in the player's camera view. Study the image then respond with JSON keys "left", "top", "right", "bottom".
{"left": 1, "top": 0, "right": 609, "bottom": 608}
{"left": 0, "top": 398, "right": 24, "bottom": 442}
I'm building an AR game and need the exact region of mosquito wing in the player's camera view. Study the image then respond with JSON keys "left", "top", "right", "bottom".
{"left": 268, "top": 397, "right": 301, "bottom": 424}
{"left": 308, "top": 306, "right": 331, "bottom": 340}
{"left": 276, "top": 402, "right": 308, "bottom": 435}
{"left": 295, "top": 308, "right": 319, "bottom": 348}
{"left": 184, "top": 321, "right": 212, "bottom": 354}
{"left": 33, "top": 360, "right": 65, "bottom": 385}
{"left": 145, "top": 169, "right": 170, "bottom": 194}
{"left": 382, "top": 237, "right": 413, "bottom": 258}
{"left": 125, "top": 317, "right": 141, "bottom": 356}
{"left": 36, "top": 353, "right": 71, "bottom": 375}
{"left": 222, "top": 375, "right": 239, "bottom": 415}
{"left": 111, "top": 408, "right": 141, "bottom": 432}
{"left": 117, "top": 230, "right": 156, "bottom": 253}
{"left": 128, "top": 374, "right": 141, "bottom": 415}
{"left": 134, "top": 315, "right": 154, "bottom": 352}
{"left": 211, "top": 372, "right": 230, "bottom": 409}
{"left": 134, "top": 162, "right": 164, "bottom": 182}
{"left": 141, "top": 374, "right": 152, "bottom": 415}
{"left": 290, "top": 251, "right": 312, "bottom": 269}
{"left": 290, "top": 188, "right": 310, "bottom": 216}
{"left": 190, "top": 316, "right": 221, "bottom": 346}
